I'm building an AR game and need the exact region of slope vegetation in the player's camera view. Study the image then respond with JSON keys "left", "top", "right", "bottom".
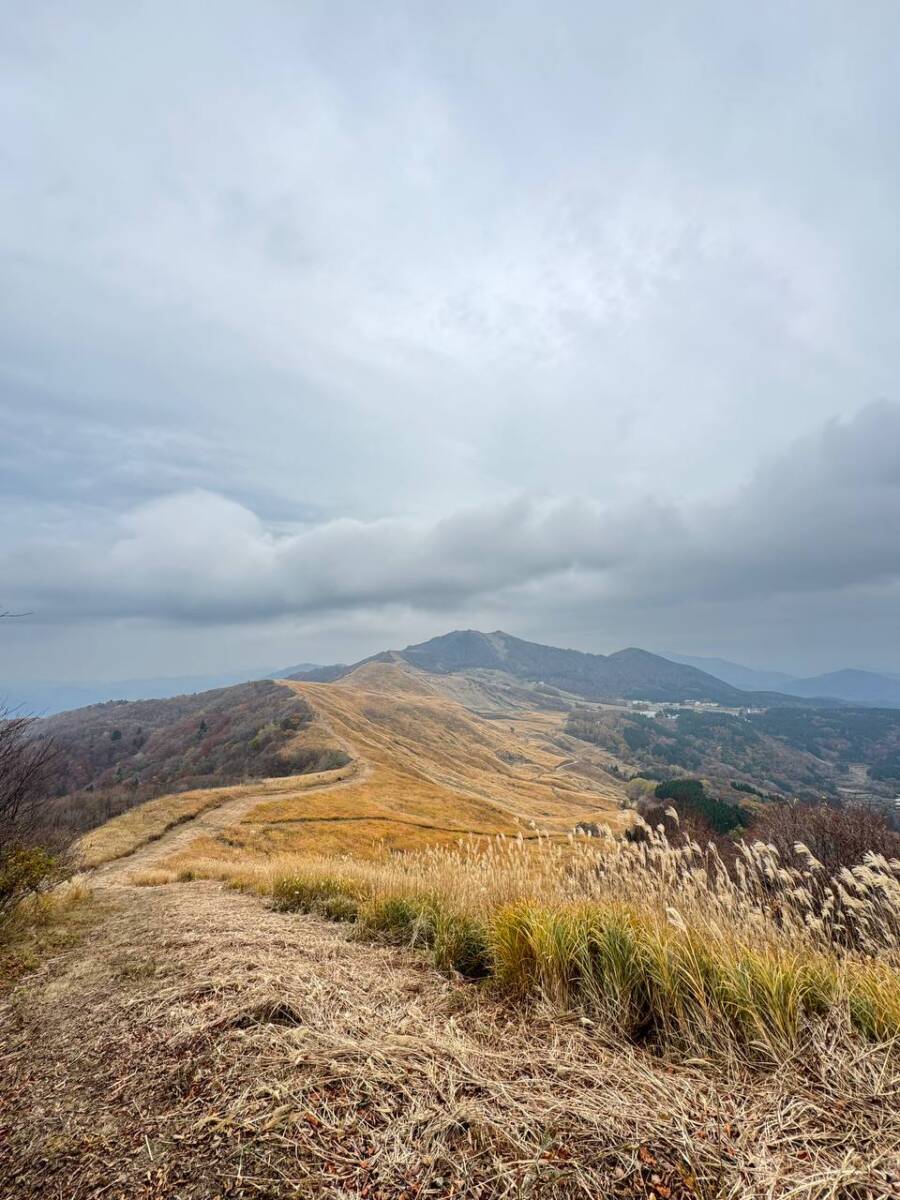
{"left": 5, "top": 661, "right": 897, "bottom": 1198}
{"left": 80, "top": 662, "right": 624, "bottom": 875}
{"left": 5, "top": 877, "right": 898, "bottom": 1199}
{"left": 32, "top": 681, "right": 347, "bottom": 839}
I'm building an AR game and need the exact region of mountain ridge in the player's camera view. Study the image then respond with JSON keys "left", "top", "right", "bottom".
{"left": 784, "top": 668, "right": 900, "bottom": 707}
{"left": 664, "top": 653, "right": 900, "bottom": 708}
{"left": 288, "top": 630, "right": 826, "bottom": 707}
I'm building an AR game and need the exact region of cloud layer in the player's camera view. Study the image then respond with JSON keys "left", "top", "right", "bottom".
{"left": 2, "top": 4, "right": 900, "bottom": 676}
{"left": 5, "top": 405, "right": 899, "bottom": 644}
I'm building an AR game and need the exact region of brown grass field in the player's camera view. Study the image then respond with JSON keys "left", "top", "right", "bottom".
{"left": 102, "top": 662, "right": 627, "bottom": 878}
{"left": 2, "top": 664, "right": 899, "bottom": 1198}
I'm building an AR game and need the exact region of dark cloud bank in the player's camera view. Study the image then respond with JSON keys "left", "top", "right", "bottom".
{"left": 3, "top": 404, "right": 900, "bottom": 676}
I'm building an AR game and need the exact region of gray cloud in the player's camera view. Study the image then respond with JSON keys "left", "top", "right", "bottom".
{"left": 2, "top": 3, "right": 900, "bottom": 677}
{"left": 5, "top": 406, "right": 899, "bottom": 643}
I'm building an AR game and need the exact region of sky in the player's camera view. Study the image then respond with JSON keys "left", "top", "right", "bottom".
{"left": 2, "top": 1, "right": 900, "bottom": 684}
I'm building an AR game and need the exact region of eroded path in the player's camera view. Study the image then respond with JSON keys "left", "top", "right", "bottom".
{"left": 1, "top": 882, "right": 471, "bottom": 1197}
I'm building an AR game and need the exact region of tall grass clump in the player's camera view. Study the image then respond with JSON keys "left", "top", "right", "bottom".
{"left": 255, "top": 823, "right": 900, "bottom": 1060}
{"left": 489, "top": 900, "right": 853, "bottom": 1054}
{"left": 272, "top": 872, "right": 365, "bottom": 922}
{"left": 271, "top": 859, "right": 494, "bottom": 977}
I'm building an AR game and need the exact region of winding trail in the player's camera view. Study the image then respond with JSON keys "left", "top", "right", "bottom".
{"left": 92, "top": 761, "right": 373, "bottom": 883}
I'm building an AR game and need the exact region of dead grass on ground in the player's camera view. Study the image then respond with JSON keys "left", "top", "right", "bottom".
{"left": 77, "top": 765, "right": 357, "bottom": 868}
{"left": 171, "top": 818, "right": 498, "bottom": 866}
{"left": 0, "top": 878, "right": 97, "bottom": 991}
{"left": 162, "top": 824, "right": 900, "bottom": 1061}
{"left": 2, "top": 881, "right": 897, "bottom": 1199}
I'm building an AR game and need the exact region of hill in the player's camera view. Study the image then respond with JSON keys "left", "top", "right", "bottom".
{"left": 661, "top": 652, "right": 796, "bottom": 692}
{"left": 783, "top": 668, "right": 900, "bottom": 707}
{"left": 29, "top": 680, "right": 348, "bottom": 838}
{"left": 290, "top": 629, "right": 811, "bottom": 705}
{"left": 64, "top": 661, "right": 625, "bottom": 872}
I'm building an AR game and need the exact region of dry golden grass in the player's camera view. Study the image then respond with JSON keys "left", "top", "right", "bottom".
{"left": 87, "top": 665, "right": 900, "bottom": 1062}
{"left": 98, "top": 664, "right": 627, "bottom": 877}
{"left": 4, "top": 879, "right": 898, "bottom": 1198}
{"left": 283, "top": 666, "right": 625, "bottom": 834}
{"left": 77, "top": 762, "right": 357, "bottom": 869}
{"left": 129, "top": 867, "right": 177, "bottom": 886}
{"left": 77, "top": 786, "right": 230, "bottom": 868}
{"left": 13, "top": 667, "right": 898, "bottom": 1196}
{"left": 191, "top": 824, "right": 900, "bottom": 1062}
{"left": 0, "top": 877, "right": 98, "bottom": 990}
{"left": 77, "top": 667, "right": 900, "bottom": 1059}
{"left": 170, "top": 817, "right": 498, "bottom": 865}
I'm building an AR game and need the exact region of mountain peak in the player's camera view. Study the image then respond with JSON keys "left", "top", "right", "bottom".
{"left": 401, "top": 629, "right": 506, "bottom": 674}
{"left": 391, "top": 630, "right": 760, "bottom": 702}
{"left": 288, "top": 630, "right": 822, "bottom": 705}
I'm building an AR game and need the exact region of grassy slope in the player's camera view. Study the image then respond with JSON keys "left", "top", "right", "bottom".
{"left": 77, "top": 766, "right": 358, "bottom": 868}
{"left": 136, "top": 663, "right": 626, "bottom": 874}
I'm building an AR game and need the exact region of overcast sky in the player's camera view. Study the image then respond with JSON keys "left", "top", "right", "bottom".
{"left": 2, "top": 1, "right": 900, "bottom": 683}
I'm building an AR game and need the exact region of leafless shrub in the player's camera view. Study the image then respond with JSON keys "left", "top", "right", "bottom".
{"left": 0, "top": 705, "right": 68, "bottom": 920}
{"left": 749, "top": 799, "right": 900, "bottom": 874}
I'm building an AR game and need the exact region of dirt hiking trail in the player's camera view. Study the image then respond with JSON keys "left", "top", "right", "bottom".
{"left": 91, "top": 763, "right": 372, "bottom": 883}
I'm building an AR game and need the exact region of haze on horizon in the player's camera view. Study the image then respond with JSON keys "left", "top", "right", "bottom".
{"left": 2, "top": 2, "right": 900, "bottom": 686}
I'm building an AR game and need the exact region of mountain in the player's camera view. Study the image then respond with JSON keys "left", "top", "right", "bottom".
{"left": 290, "top": 629, "right": 807, "bottom": 706}
{"left": 1, "top": 670, "right": 276, "bottom": 716}
{"left": 783, "top": 668, "right": 900, "bottom": 707}
{"left": 662, "top": 653, "right": 795, "bottom": 692}
{"left": 270, "top": 661, "right": 322, "bottom": 679}
{"left": 663, "top": 654, "right": 900, "bottom": 708}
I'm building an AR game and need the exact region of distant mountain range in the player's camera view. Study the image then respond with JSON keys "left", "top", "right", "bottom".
{"left": 665, "top": 654, "right": 900, "bottom": 708}
{"left": 1, "top": 663, "right": 321, "bottom": 716}
{"left": 783, "top": 669, "right": 900, "bottom": 706}
{"left": 273, "top": 662, "right": 322, "bottom": 679}
{"left": 660, "top": 654, "right": 795, "bottom": 692}
{"left": 12, "top": 631, "right": 900, "bottom": 719}
{"left": 288, "top": 630, "right": 824, "bottom": 707}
